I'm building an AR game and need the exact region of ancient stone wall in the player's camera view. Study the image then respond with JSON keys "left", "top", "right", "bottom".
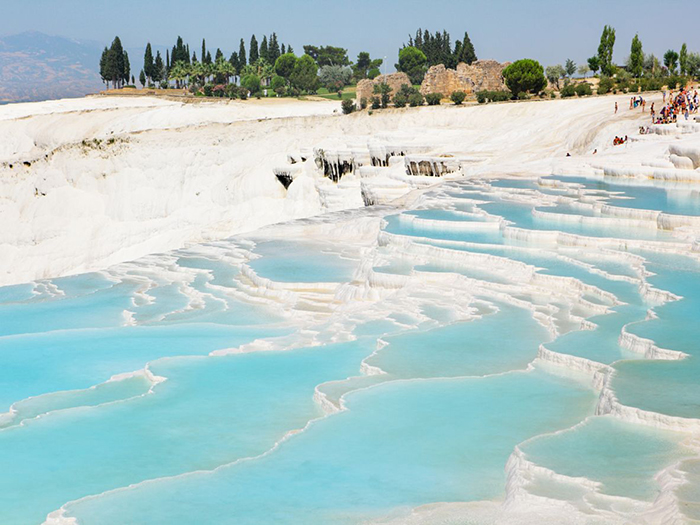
{"left": 420, "top": 60, "right": 509, "bottom": 97}
{"left": 355, "top": 72, "right": 412, "bottom": 107}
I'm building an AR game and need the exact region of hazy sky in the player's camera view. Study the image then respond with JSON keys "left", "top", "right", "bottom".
{"left": 4, "top": 0, "right": 698, "bottom": 70}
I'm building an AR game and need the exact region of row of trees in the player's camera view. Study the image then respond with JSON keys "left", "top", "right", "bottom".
{"left": 586, "top": 26, "right": 699, "bottom": 79}
{"left": 99, "top": 37, "right": 132, "bottom": 88}
{"left": 394, "top": 29, "right": 477, "bottom": 85}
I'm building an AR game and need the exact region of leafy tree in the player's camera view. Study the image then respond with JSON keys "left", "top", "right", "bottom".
{"left": 144, "top": 43, "right": 154, "bottom": 83}
{"left": 565, "top": 58, "right": 576, "bottom": 77}
{"left": 319, "top": 65, "right": 353, "bottom": 92}
{"left": 396, "top": 46, "right": 428, "bottom": 84}
{"left": 353, "top": 51, "right": 383, "bottom": 80}
{"left": 274, "top": 53, "right": 297, "bottom": 80}
{"left": 664, "top": 49, "right": 679, "bottom": 74}
{"left": 139, "top": 69, "right": 146, "bottom": 88}
{"left": 270, "top": 75, "right": 286, "bottom": 91}
{"left": 644, "top": 53, "right": 660, "bottom": 76}
{"left": 545, "top": 65, "right": 565, "bottom": 88}
{"left": 597, "top": 25, "right": 616, "bottom": 76}
{"left": 249, "top": 35, "right": 259, "bottom": 64}
{"left": 686, "top": 52, "right": 700, "bottom": 78}
{"left": 290, "top": 54, "right": 318, "bottom": 92}
{"left": 368, "top": 67, "right": 381, "bottom": 79}
{"left": 450, "top": 90, "right": 466, "bottom": 104}
{"left": 629, "top": 34, "right": 643, "bottom": 77}
{"left": 587, "top": 56, "right": 600, "bottom": 75}
{"left": 239, "top": 39, "right": 247, "bottom": 67}
{"left": 260, "top": 36, "right": 269, "bottom": 63}
{"left": 241, "top": 74, "right": 261, "bottom": 94}
{"left": 502, "top": 59, "right": 547, "bottom": 97}
{"left": 680, "top": 43, "right": 688, "bottom": 76}
{"left": 303, "top": 45, "right": 350, "bottom": 66}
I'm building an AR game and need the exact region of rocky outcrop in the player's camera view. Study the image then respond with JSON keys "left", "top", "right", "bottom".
{"left": 356, "top": 72, "right": 412, "bottom": 107}
{"left": 420, "top": 60, "right": 509, "bottom": 97}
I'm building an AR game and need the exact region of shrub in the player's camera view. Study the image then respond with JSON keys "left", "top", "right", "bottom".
{"left": 476, "top": 90, "right": 511, "bottom": 103}
{"left": 238, "top": 87, "right": 248, "bottom": 100}
{"left": 559, "top": 84, "right": 576, "bottom": 97}
{"left": 408, "top": 92, "right": 424, "bottom": 107}
{"left": 502, "top": 59, "right": 547, "bottom": 97}
{"left": 550, "top": 91, "right": 556, "bottom": 99}
{"left": 360, "top": 97, "right": 368, "bottom": 110}
{"left": 341, "top": 99, "right": 355, "bottom": 114}
{"left": 398, "top": 84, "right": 420, "bottom": 97}
{"left": 517, "top": 91, "right": 530, "bottom": 100}
{"left": 450, "top": 90, "right": 466, "bottom": 105}
{"left": 393, "top": 93, "right": 407, "bottom": 108}
{"left": 270, "top": 75, "right": 286, "bottom": 92}
{"left": 241, "top": 74, "right": 261, "bottom": 94}
{"left": 425, "top": 93, "right": 442, "bottom": 105}
{"left": 371, "top": 96, "right": 381, "bottom": 109}
{"left": 373, "top": 82, "right": 393, "bottom": 108}
{"left": 203, "top": 84, "right": 214, "bottom": 97}
{"left": 575, "top": 83, "right": 592, "bottom": 96}
{"left": 597, "top": 76, "right": 614, "bottom": 94}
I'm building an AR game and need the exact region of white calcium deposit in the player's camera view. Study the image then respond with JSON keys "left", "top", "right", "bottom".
{"left": 0, "top": 92, "right": 664, "bottom": 286}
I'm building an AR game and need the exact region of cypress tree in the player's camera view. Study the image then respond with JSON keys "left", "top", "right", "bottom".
{"left": 201, "top": 39, "right": 207, "bottom": 66}
{"left": 192, "top": 51, "right": 197, "bottom": 63}
{"left": 239, "top": 39, "right": 247, "bottom": 67}
{"left": 153, "top": 51, "right": 164, "bottom": 83}
{"left": 249, "top": 35, "right": 259, "bottom": 64}
{"left": 629, "top": 34, "right": 643, "bottom": 77}
{"left": 281, "top": 43, "right": 286, "bottom": 55}
{"left": 229, "top": 51, "right": 239, "bottom": 71}
{"left": 186, "top": 44, "right": 190, "bottom": 63}
{"left": 459, "top": 31, "right": 477, "bottom": 64}
{"left": 131, "top": 75, "right": 135, "bottom": 85}
{"left": 139, "top": 69, "right": 146, "bottom": 87}
{"left": 269, "top": 33, "right": 280, "bottom": 64}
{"left": 123, "top": 50, "right": 130, "bottom": 85}
{"left": 215, "top": 48, "right": 224, "bottom": 62}
{"left": 287, "top": 45, "right": 294, "bottom": 55}
{"left": 166, "top": 49, "right": 170, "bottom": 71}
{"left": 260, "top": 36, "right": 269, "bottom": 62}
{"left": 99, "top": 47, "right": 109, "bottom": 84}
{"left": 144, "top": 43, "right": 154, "bottom": 82}
{"left": 108, "top": 37, "right": 125, "bottom": 88}
{"left": 205, "top": 51, "right": 212, "bottom": 64}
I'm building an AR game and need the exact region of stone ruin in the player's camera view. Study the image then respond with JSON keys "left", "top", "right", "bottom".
{"left": 355, "top": 72, "right": 412, "bottom": 107}
{"left": 420, "top": 60, "right": 509, "bottom": 98}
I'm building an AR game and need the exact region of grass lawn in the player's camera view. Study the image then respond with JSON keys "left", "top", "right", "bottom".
{"left": 315, "top": 86, "right": 357, "bottom": 101}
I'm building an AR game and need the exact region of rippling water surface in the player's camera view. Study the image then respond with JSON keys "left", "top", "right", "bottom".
{"left": 2, "top": 174, "right": 700, "bottom": 524}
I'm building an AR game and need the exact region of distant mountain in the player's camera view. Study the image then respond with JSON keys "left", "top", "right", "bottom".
{"left": 0, "top": 31, "right": 106, "bottom": 103}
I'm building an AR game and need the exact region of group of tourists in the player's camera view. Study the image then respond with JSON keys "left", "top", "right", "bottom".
{"left": 629, "top": 95, "right": 646, "bottom": 111}
{"left": 653, "top": 88, "right": 699, "bottom": 124}
{"left": 613, "top": 135, "right": 628, "bottom": 146}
